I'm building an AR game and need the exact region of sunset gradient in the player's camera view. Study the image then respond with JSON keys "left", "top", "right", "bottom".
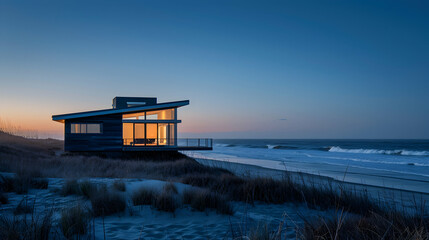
{"left": 1, "top": 0, "right": 428, "bottom": 139}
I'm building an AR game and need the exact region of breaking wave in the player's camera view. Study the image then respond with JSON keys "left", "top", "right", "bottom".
{"left": 328, "top": 146, "right": 429, "bottom": 156}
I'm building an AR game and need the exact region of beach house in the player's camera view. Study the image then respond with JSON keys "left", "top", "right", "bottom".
{"left": 52, "top": 97, "right": 212, "bottom": 152}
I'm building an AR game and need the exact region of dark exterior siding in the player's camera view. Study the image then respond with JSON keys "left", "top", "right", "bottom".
{"left": 64, "top": 114, "right": 122, "bottom": 152}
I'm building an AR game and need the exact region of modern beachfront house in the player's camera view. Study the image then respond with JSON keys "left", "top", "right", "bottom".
{"left": 52, "top": 97, "right": 212, "bottom": 152}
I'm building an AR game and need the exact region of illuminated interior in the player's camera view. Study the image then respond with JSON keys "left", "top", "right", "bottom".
{"left": 122, "top": 108, "right": 177, "bottom": 146}
{"left": 123, "top": 108, "right": 175, "bottom": 120}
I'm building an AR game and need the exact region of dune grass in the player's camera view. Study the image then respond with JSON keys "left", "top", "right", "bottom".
{"left": 112, "top": 180, "right": 126, "bottom": 192}
{"left": 0, "top": 174, "right": 48, "bottom": 195}
{"left": 60, "top": 204, "right": 91, "bottom": 239}
{"left": 183, "top": 188, "right": 234, "bottom": 215}
{"left": 152, "top": 189, "right": 180, "bottom": 213}
{"left": 0, "top": 190, "right": 7, "bottom": 204}
{"left": 13, "top": 198, "right": 33, "bottom": 215}
{"left": 0, "top": 211, "right": 54, "bottom": 240}
{"left": 132, "top": 187, "right": 156, "bottom": 206}
{"left": 60, "top": 179, "right": 96, "bottom": 198}
{"left": 300, "top": 207, "right": 429, "bottom": 240}
{"left": 90, "top": 187, "right": 126, "bottom": 217}
{"left": 1, "top": 131, "right": 428, "bottom": 239}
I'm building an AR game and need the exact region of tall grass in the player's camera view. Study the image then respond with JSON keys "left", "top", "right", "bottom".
{"left": 13, "top": 197, "right": 33, "bottom": 215}
{"left": 152, "top": 189, "right": 180, "bottom": 213}
{"left": 90, "top": 187, "right": 126, "bottom": 217}
{"left": 60, "top": 204, "right": 91, "bottom": 239}
{"left": 300, "top": 209, "right": 429, "bottom": 240}
{"left": 132, "top": 187, "right": 156, "bottom": 206}
{"left": 183, "top": 188, "right": 234, "bottom": 215}
{"left": 0, "top": 190, "right": 7, "bottom": 204}
{"left": 61, "top": 180, "right": 96, "bottom": 198}
{"left": 0, "top": 174, "right": 48, "bottom": 194}
{"left": 112, "top": 180, "right": 126, "bottom": 192}
{"left": 0, "top": 211, "right": 54, "bottom": 240}
{"left": 131, "top": 185, "right": 181, "bottom": 213}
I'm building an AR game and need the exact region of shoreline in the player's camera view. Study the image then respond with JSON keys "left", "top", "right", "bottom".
{"left": 195, "top": 157, "right": 429, "bottom": 209}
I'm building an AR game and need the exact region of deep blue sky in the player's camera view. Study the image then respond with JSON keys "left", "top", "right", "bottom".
{"left": 1, "top": 0, "right": 428, "bottom": 138}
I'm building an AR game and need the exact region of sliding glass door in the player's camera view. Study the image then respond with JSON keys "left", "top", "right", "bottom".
{"left": 123, "top": 122, "right": 176, "bottom": 146}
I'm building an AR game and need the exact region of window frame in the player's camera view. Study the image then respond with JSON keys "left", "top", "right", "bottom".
{"left": 70, "top": 123, "right": 103, "bottom": 134}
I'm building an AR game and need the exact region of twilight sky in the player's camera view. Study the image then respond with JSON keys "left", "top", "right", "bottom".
{"left": 0, "top": 0, "right": 428, "bottom": 139}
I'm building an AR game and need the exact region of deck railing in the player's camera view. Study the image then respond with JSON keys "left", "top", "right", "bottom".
{"left": 177, "top": 138, "right": 213, "bottom": 148}
{"left": 123, "top": 138, "right": 212, "bottom": 148}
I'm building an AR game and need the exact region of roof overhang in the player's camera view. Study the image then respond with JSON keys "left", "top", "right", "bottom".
{"left": 52, "top": 100, "right": 189, "bottom": 122}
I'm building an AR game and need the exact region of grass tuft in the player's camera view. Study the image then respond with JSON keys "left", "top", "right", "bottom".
{"left": 0, "top": 190, "right": 7, "bottom": 204}
{"left": 61, "top": 180, "right": 81, "bottom": 196}
{"left": 0, "top": 211, "right": 54, "bottom": 240}
{"left": 79, "top": 180, "right": 96, "bottom": 198}
{"left": 90, "top": 188, "right": 126, "bottom": 217}
{"left": 60, "top": 204, "right": 91, "bottom": 239}
{"left": 61, "top": 180, "right": 97, "bottom": 199}
{"left": 13, "top": 198, "right": 33, "bottom": 215}
{"left": 0, "top": 175, "right": 48, "bottom": 194}
{"left": 163, "top": 182, "right": 178, "bottom": 194}
{"left": 152, "top": 190, "right": 180, "bottom": 213}
{"left": 112, "top": 180, "right": 126, "bottom": 192}
{"left": 183, "top": 188, "right": 234, "bottom": 215}
{"left": 132, "top": 187, "right": 155, "bottom": 206}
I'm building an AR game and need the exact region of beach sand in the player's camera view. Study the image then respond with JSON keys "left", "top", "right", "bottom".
{"left": 0, "top": 175, "right": 325, "bottom": 240}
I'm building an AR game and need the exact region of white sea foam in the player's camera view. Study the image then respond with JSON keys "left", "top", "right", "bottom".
{"left": 267, "top": 144, "right": 278, "bottom": 149}
{"left": 328, "top": 146, "right": 429, "bottom": 156}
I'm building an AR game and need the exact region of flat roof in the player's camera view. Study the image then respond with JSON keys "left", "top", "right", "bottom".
{"left": 52, "top": 100, "right": 189, "bottom": 122}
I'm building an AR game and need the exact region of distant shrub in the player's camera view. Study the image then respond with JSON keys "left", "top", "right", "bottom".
{"left": 90, "top": 189, "right": 126, "bottom": 217}
{"left": 13, "top": 198, "right": 33, "bottom": 215}
{"left": 79, "top": 181, "right": 96, "bottom": 198}
{"left": 132, "top": 187, "right": 155, "bottom": 206}
{"left": 163, "top": 182, "right": 178, "bottom": 194}
{"left": 183, "top": 188, "right": 234, "bottom": 215}
{"left": 152, "top": 190, "right": 180, "bottom": 213}
{"left": 60, "top": 204, "right": 91, "bottom": 239}
{"left": 61, "top": 180, "right": 80, "bottom": 196}
{"left": 113, "top": 180, "right": 126, "bottom": 192}
{"left": 61, "top": 180, "right": 97, "bottom": 199}
{"left": 0, "top": 175, "right": 47, "bottom": 194}
{"left": 0, "top": 176, "right": 14, "bottom": 192}
{"left": 30, "top": 178, "right": 49, "bottom": 189}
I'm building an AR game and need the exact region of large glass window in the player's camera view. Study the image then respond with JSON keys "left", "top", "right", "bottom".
{"left": 71, "top": 123, "right": 101, "bottom": 134}
{"left": 158, "top": 123, "right": 168, "bottom": 145}
{"left": 146, "top": 123, "right": 157, "bottom": 145}
{"left": 169, "top": 123, "right": 175, "bottom": 145}
{"left": 123, "top": 123, "right": 133, "bottom": 145}
{"left": 122, "top": 112, "right": 145, "bottom": 120}
{"left": 134, "top": 124, "right": 145, "bottom": 145}
{"left": 123, "top": 108, "right": 175, "bottom": 120}
{"left": 146, "top": 109, "right": 175, "bottom": 120}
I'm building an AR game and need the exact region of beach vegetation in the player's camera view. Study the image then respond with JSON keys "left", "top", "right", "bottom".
{"left": 13, "top": 197, "right": 33, "bottom": 215}
{"left": 89, "top": 187, "right": 126, "bottom": 217}
{"left": 0, "top": 211, "right": 54, "bottom": 240}
{"left": 183, "top": 188, "right": 234, "bottom": 215}
{"left": 112, "top": 180, "right": 126, "bottom": 192}
{"left": 132, "top": 187, "right": 156, "bottom": 206}
{"left": 152, "top": 189, "right": 180, "bottom": 213}
{"left": 60, "top": 204, "right": 91, "bottom": 239}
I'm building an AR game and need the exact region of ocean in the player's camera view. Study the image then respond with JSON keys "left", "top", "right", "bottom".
{"left": 185, "top": 139, "right": 429, "bottom": 192}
